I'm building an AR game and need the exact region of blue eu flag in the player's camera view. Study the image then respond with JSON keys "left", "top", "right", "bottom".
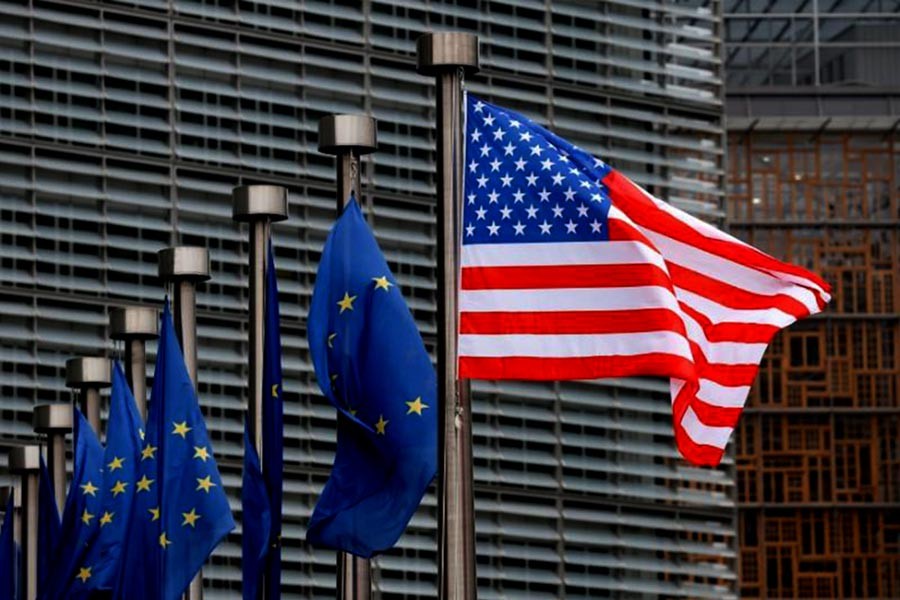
{"left": 60, "top": 362, "right": 143, "bottom": 597}
{"left": 37, "top": 456, "right": 61, "bottom": 596}
{"left": 114, "top": 301, "right": 235, "bottom": 600}
{"left": 307, "top": 198, "right": 437, "bottom": 557}
{"left": 0, "top": 492, "right": 16, "bottom": 600}
{"left": 42, "top": 407, "right": 105, "bottom": 600}
{"left": 242, "top": 241, "right": 283, "bottom": 599}
{"left": 241, "top": 426, "right": 270, "bottom": 600}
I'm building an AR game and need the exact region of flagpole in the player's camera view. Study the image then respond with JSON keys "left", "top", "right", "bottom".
{"left": 158, "top": 245, "right": 210, "bottom": 600}
{"left": 32, "top": 405, "right": 72, "bottom": 513}
{"left": 110, "top": 306, "right": 159, "bottom": 419}
{"left": 232, "top": 184, "right": 288, "bottom": 598}
{"left": 416, "top": 32, "right": 480, "bottom": 600}
{"left": 318, "top": 113, "right": 377, "bottom": 600}
{"left": 65, "top": 357, "right": 111, "bottom": 436}
{"left": 9, "top": 445, "right": 40, "bottom": 600}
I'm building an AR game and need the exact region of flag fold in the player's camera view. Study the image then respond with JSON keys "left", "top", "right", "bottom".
{"left": 307, "top": 198, "right": 437, "bottom": 557}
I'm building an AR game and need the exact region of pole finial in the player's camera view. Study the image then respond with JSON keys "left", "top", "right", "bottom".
{"left": 318, "top": 115, "right": 377, "bottom": 156}
{"left": 157, "top": 246, "right": 211, "bottom": 282}
{"left": 416, "top": 32, "right": 480, "bottom": 75}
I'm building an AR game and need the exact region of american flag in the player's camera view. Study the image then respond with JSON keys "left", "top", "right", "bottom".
{"left": 459, "top": 96, "right": 831, "bottom": 466}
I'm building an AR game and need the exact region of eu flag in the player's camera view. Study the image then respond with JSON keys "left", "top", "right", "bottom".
{"left": 307, "top": 198, "right": 437, "bottom": 557}
{"left": 242, "top": 241, "right": 283, "bottom": 599}
{"left": 59, "top": 362, "right": 143, "bottom": 598}
{"left": 42, "top": 408, "right": 105, "bottom": 600}
{"left": 241, "top": 426, "right": 270, "bottom": 600}
{"left": 0, "top": 492, "right": 16, "bottom": 600}
{"left": 37, "top": 456, "right": 60, "bottom": 596}
{"left": 114, "top": 301, "right": 235, "bottom": 600}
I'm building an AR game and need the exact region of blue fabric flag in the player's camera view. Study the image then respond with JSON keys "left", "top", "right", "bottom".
{"left": 307, "top": 198, "right": 437, "bottom": 557}
{"left": 242, "top": 241, "right": 283, "bottom": 599}
{"left": 241, "top": 425, "right": 270, "bottom": 600}
{"left": 0, "top": 493, "right": 16, "bottom": 600}
{"left": 59, "top": 362, "right": 144, "bottom": 598}
{"left": 262, "top": 240, "right": 284, "bottom": 596}
{"left": 37, "top": 456, "right": 61, "bottom": 597}
{"left": 41, "top": 408, "right": 105, "bottom": 600}
{"left": 114, "top": 300, "right": 235, "bottom": 600}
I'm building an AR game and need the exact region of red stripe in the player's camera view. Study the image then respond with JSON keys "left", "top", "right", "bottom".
{"left": 679, "top": 303, "right": 780, "bottom": 344}
{"left": 459, "top": 308, "right": 688, "bottom": 335}
{"left": 603, "top": 170, "right": 832, "bottom": 297}
{"left": 461, "top": 263, "right": 673, "bottom": 291}
{"left": 669, "top": 263, "right": 812, "bottom": 318}
{"left": 674, "top": 426, "right": 727, "bottom": 467}
{"left": 459, "top": 354, "right": 696, "bottom": 382}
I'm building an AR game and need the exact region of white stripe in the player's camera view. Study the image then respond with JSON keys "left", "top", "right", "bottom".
{"left": 680, "top": 406, "right": 733, "bottom": 448}
{"left": 680, "top": 309, "right": 769, "bottom": 365}
{"left": 461, "top": 240, "right": 667, "bottom": 273}
{"left": 696, "top": 379, "right": 751, "bottom": 408}
{"left": 674, "top": 288, "right": 798, "bottom": 327}
{"left": 460, "top": 286, "right": 681, "bottom": 313}
{"left": 459, "top": 330, "right": 692, "bottom": 360}
{"left": 640, "top": 228, "right": 821, "bottom": 313}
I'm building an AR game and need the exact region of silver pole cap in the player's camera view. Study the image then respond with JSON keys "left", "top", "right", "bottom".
{"left": 318, "top": 115, "right": 378, "bottom": 155}
{"left": 8, "top": 446, "right": 41, "bottom": 473}
{"left": 416, "top": 32, "right": 480, "bottom": 75}
{"left": 158, "top": 246, "right": 210, "bottom": 282}
{"left": 232, "top": 185, "right": 289, "bottom": 223}
{"left": 65, "top": 357, "right": 111, "bottom": 389}
{"left": 110, "top": 306, "right": 158, "bottom": 340}
{"left": 33, "top": 404, "right": 73, "bottom": 434}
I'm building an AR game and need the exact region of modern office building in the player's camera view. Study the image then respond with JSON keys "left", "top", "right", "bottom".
{"left": 724, "top": 0, "right": 900, "bottom": 597}
{"left": 0, "top": 1, "right": 735, "bottom": 597}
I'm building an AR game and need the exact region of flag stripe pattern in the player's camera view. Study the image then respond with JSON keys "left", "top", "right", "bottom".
{"left": 459, "top": 96, "right": 831, "bottom": 466}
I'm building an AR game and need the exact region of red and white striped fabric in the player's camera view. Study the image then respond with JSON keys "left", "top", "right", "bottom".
{"left": 459, "top": 97, "right": 831, "bottom": 466}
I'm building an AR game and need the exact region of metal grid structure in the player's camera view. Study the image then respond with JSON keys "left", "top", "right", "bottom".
{"left": 725, "top": 0, "right": 900, "bottom": 596}
{"left": 0, "top": 1, "right": 734, "bottom": 597}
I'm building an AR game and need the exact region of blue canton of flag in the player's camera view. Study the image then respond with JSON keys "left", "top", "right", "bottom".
{"left": 41, "top": 407, "right": 105, "bottom": 600}
{"left": 62, "top": 362, "right": 144, "bottom": 598}
{"left": 0, "top": 490, "right": 17, "bottom": 600}
{"left": 242, "top": 240, "right": 284, "bottom": 599}
{"left": 307, "top": 198, "right": 437, "bottom": 558}
{"left": 114, "top": 300, "right": 235, "bottom": 600}
{"left": 462, "top": 94, "right": 612, "bottom": 247}
{"left": 38, "top": 455, "right": 61, "bottom": 598}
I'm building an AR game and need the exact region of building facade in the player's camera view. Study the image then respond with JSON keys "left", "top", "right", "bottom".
{"left": 0, "top": 1, "right": 734, "bottom": 597}
{"left": 724, "top": 0, "right": 900, "bottom": 596}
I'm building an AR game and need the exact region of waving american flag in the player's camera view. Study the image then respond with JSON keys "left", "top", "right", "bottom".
{"left": 460, "top": 96, "right": 831, "bottom": 466}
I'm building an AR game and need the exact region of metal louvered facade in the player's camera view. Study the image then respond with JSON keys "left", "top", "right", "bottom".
{"left": 0, "top": 1, "right": 734, "bottom": 598}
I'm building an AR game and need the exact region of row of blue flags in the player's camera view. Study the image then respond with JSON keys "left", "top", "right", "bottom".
{"left": 3, "top": 195, "right": 438, "bottom": 598}
{"left": 22, "top": 303, "right": 236, "bottom": 600}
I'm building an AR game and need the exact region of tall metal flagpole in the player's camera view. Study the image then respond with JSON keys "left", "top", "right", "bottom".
{"left": 158, "top": 245, "right": 210, "bottom": 600}
{"left": 110, "top": 306, "right": 159, "bottom": 419}
{"left": 65, "top": 357, "right": 111, "bottom": 436}
{"left": 9, "top": 445, "right": 40, "bottom": 600}
{"left": 318, "top": 113, "right": 378, "bottom": 600}
{"left": 32, "top": 405, "right": 72, "bottom": 513}
{"left": 231, "top": 184, "right": 288, "bottom": 598}
{"left": 416, "top": 32, "right": 480, "bottom": 600}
